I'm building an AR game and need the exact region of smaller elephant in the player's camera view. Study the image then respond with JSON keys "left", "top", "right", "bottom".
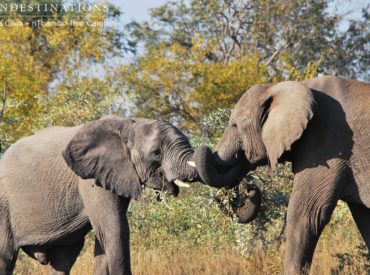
{"left": 0, "top": 116, "right": 199, "bottom": 274}
{"left": 194, "top": 76, "right": 370, "bottom": 274}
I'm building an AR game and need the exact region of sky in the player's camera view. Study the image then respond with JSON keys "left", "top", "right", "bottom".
{"left": 109, "top": 0, "right": 166, "bottom": 24}
{"left": 102, "top": 0, "right": 369, "bottom": 68}
{"left": 109, "top": 0, "right": 369, "bottom": 26}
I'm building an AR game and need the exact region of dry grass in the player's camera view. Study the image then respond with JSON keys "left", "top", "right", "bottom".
{"left": 15, "top": 244, "right": 282, "bottom": 275}
{"left": 13, "top": 193, "right": 369, "bottom": 274}
{"left": 14, "top": 231, "right": 369, "bottom": 275}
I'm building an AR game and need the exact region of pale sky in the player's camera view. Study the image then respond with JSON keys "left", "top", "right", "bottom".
{"left": 103, "top": 0, "right": 369, "bottom": 64}
{"left": 109, "top": 0, "right": 166, "bottom": 24}
{"left": 108, "top": 0, "right": 369, "bottom": 26}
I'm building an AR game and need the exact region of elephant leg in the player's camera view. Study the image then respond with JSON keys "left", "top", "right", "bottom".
{"left": 93, "top": 237, "right": 108, "bottom": 275}
{"left": 0, "top": 211, "right": 18, "bottom": 274}
{"left": 348, "top": 202, "right": 370, "bottom": 249}
{"left": 90, "top": 208, "right": 131, "bottom": 275}
{"left": 285, "top": 163, "right": 346, "bottom": 274}
{"left": 48, "top": 239, "right": 84, "bottom": 275}
{"left": 80, "top": 182, "right": 132, "bottom": 275}
{"left": 0, "top": 244, "right": 17, "bottom": 275}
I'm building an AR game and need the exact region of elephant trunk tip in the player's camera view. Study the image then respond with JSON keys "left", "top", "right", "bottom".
{"left": 235, "top": 184, "right": 262, "bottom": 224}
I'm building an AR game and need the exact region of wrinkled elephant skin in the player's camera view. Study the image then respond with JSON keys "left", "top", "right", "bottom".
{"left": 194, "top": 76, "right": 370, "bottom": 274}
{"left": 0, "top": 116, "right": 198, "bottom": 275}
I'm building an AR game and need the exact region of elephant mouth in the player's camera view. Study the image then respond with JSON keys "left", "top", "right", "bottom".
{"left": 144, "top": 169, "right": 190, "bottom": 197}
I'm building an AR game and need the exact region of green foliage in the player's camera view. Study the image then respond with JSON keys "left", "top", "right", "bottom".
{"left": 129, "top": 186, "right": 239, "bottom": 251}
{"left": 232, "top": 164, "right": 293, "bottom": 255}
{"left": 127, "top": 0, "right": 369, "bottom": 80}
{"left": 119, "top": 41, "right": 268, "bottom": 132}
{"left": 193, "top": 106, "right": 294, "bottom": 255}
{"left": 190, "top": 107, "right": 232, "bottom": 148}
{"left": 0, "top": 0, "right": 125, "bottom": 153}
{"left": 121, "top": 0, "right": 369, "bottom": 130}
{"left": 43, "top": 77, "right": 123, "bottom": 127}
{"left": 194, "top": 103, "right": 278, "bottom": 252}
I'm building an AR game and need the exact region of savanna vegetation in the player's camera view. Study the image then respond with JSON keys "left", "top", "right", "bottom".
{"left": 0, "top": 0, "right": 369, "bottom": 274}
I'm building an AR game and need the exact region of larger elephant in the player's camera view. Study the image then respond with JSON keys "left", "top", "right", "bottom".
{"left": 193, "top": 76, "right": 370, "bottom": 274}
{"left": 0, "top": 116, "right": 198, "bottom": 275}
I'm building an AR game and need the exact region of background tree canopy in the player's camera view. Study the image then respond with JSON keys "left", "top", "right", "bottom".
{"left": 122, "top": 0, "right": 369, "bottom": 131}
{"left": 0, "top": 0, "right": 125, "bottom": 151}
{"left": 126, "top": 0, "right": 369, "bottom": 79}
{"left": 0, "top": 0, "right": 369, "bottom": 148}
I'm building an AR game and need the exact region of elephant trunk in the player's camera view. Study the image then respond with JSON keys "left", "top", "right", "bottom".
{"left": 163, "top": 139, "right": 199, "bottom": 184}
{"left": 193, "top": 145, "right": 249, "bottom": 188}
{"left": 234, "top": 184, "right": 262, "bottom": 224}
{"left": 194, "top": 146, "right": 262, "bottom": 223}
{"left": 178, "top": 150, "right": 199, "bottom": 182}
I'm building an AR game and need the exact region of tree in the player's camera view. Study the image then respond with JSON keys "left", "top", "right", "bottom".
{"left": 121, "top": 0, "right": 328, "bottom": 131}
{"left": 119, "top": 40, "right": 268, "bottom": 132}
{"left": 127, "top": 0, "right": 369, "bottom": 79}
{"left": 0, "top": 1, "right": 125, "bottom": 152}
{"left": 119, "top": 38, "right": 320, "bottom": 132}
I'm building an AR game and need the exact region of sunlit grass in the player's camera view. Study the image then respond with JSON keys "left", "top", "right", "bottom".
{"left": 13, "top": 188, "right": 369, "bottom": 275}
{"left": 14, "top": 223, "right": 368, "bottom": 275}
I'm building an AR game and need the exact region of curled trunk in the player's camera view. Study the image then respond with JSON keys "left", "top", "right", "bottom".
{"left": 234, "top": 184, "right": 262, "bottom": 224}
{"left": 163, "top": 138, "right": 199, "bottom": 184}
{"left": 193, "top": 145, "right": 249, "bottom": 188}
{"left": 194, "top": 145, "right": 262, "bottom": 223}
{"left": 179, "top": 151, "right": 199, "bottom": 182}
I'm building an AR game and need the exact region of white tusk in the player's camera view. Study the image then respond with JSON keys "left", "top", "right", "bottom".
{"left": 174, "top": 179, "right": 190, "bottom": 188}
{"left": 187, "top": 161, "right": 196, "bottom": 167}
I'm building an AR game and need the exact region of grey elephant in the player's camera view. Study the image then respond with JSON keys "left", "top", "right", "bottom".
{"left": 0, "top": 116, "right": 199, "bottom": 275}
{"left": 193, "top": 76, "right": 370, "bottom": 274}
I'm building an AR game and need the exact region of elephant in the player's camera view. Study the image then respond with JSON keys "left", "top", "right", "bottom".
{"left": 193, "top": 76, "right": 370, "bottom": 274}
{"left": 0, "top": 116, "right": 198, "bottom": 275}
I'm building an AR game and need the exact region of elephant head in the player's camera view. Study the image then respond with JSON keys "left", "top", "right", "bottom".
{"left": 194, "top": 81, "right": 315, "bottom": 221}
{"left": 63, "top": 116, "right": 198, "bottom": 199}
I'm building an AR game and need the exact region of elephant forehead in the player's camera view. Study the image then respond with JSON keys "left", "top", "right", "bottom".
{"left": 232, "top": 105, "right": 252, "bottom": 120}
{"left": 238, "top": 85, "right": 267, "bottom": 105}
{"left": 156, "top": 122, "right": 188, "bottom": 143}
{"left": 233, "top": 95, "right": 257, "bottom": 118}
{"left": 232, "top": 84, "right": 272, "bottom": 118}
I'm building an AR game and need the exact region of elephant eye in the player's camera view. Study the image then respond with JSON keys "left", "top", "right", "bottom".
{"left": 152, "top": 148, "right": 161, "bottom": 156}
{"left": 231, "top": 123, "right": 237, "bottom": 129}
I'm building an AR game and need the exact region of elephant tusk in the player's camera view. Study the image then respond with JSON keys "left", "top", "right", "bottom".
{"left": 174, "top": 179, "right": 190, "bottom": 188}
{"left": 187, "top": 161, "right": 196, "bottom": 167}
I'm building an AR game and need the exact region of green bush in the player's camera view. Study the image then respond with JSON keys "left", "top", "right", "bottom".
{"left": 129, "top": 185, "right": 239, "bottom": 251}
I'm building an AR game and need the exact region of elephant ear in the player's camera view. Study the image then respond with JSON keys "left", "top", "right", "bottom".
{"left": 63, "top": 118, "right": 142, "bottom": 200}
{"left": 261, "top": 81, "right": 315, "bottom": 169}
